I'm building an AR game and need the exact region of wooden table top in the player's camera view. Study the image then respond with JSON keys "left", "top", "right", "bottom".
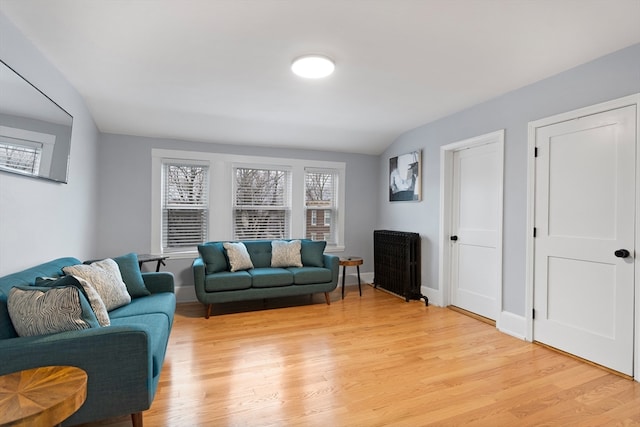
{"left": 0, "top": 366, "right": 87, "bottom": 427}
{"left": 339, "top": 256, "right": 363, "bottom": 266}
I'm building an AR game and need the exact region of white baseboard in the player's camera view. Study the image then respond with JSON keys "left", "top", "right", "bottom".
{"left": 422, "top": 286, "right": 442, "bottom": 306}
{"left": 175, "top": 284, "right": 197, "bottom": 303}
{"left": 497, "top": 311, "right": 527, "bottom": 340}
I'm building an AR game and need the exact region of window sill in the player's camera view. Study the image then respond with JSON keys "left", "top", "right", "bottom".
{"left": 160, "top": 251, "right": 198, "bottom": 260}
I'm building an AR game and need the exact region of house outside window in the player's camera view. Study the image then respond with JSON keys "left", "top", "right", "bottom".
{"left": 233, "top": 167, "right": 291, "bottom": 240}
{"left": 305, "top": 168, "right": 337, "bottom": 243}
{"left": 161, "top": 162, "right": 209, "bottom": 252}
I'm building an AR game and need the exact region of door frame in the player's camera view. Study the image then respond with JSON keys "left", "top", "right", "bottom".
{"left": 525, "top": 93, "right": 640, "bottom": 381}
{"left": 439, "top": 129, "right": 505, "bottom": 325}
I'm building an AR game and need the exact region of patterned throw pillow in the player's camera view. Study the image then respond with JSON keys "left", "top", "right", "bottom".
{"left": 35, "top": 275, "right": 110, "bottom": 327}
{"left": 271, "top": 240, "right": 303, "bottom": 268}
{"left": 7, "top": 286, "right": 100, "bottom": 337}
{"left": 223, "top": 242, "right": 254, "bottom": 272}
{"left": 63, "top": 259, "right": 131, "bottom": 311}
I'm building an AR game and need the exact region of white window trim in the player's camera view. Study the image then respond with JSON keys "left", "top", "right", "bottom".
{"left": 0, "top": 125, "right": 55, "bottom": 176}
{"left": 152, "top": 149, "right": 346, "bottom": 258}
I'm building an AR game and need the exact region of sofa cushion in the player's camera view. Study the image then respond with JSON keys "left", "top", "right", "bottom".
{"left": 7, "top": 286, "right": 100, "bottom": 337}
{"left": 223, "top": 242, "right": 254, "bottom": 272}
{"left": 205, "top": 271, "right": 252, "bottom": 292}
{"left": 301, "top": 240, "right": 327, "bottom": 267}
{"left": 36, "top": 275, "right": 110, "bottom": 327}
{"left": 249, "top": 268, "right": 293, "bottom": 288}
{"left": 113, "top": 253, "right": 151, "bottom": 298}
{"left": 288, "top": 267, "right": 333, "bottom": 285}
{"left": 109, "top": 293, "right": 176, "bottom": 334}
{"left": 64, "top": 259, "right": 131, "bottom": 311}
{"left": 271, "top": 240, "right": 302, "bottom": 268}
{"left": 198, "top": 242, "right": 228, "bottom": 274}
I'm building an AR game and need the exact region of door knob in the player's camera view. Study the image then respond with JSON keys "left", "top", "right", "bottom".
{"left": 614, "top": 249, "right": 631, "bottom": 258}
{"left": 450, "top": 235, "right": 458, "bottom": 241}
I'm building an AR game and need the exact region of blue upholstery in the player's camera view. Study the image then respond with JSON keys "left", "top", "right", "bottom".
{"left": 249, "top": 268, "right": 293, "bottom": 287}
{"left": 0, "top": 257, "right": 175, "bottom": 426}
{"left": 193, "top": 240, "right": 339, "bottom": 315}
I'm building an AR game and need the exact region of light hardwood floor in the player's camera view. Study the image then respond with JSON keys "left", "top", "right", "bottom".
{"left": 81, "top": 284, "right": 640, "bottom": 427}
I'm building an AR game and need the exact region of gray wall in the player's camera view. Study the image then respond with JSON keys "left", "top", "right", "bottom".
{"left": 96, "top": 133, "right": 378, "bottom": 299}
{"left": 378, "top": 43, "right": 640, "bottom": 316}
{"left": 0, "top": 12, "right": 99, "bottom": 276}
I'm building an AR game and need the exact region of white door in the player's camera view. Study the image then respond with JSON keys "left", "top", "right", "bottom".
{"left": 450, "top": 141, "right": 502, "bottom": 320}
{"left": 533, "top": 104, "right": 636, "bottom": 376}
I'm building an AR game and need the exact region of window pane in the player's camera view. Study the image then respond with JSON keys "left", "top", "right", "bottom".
{"left": 233, "top": 167, "right": 291, "bottom": 240}
{"left": 162, "top": 163, "right": 209, "bottom": 251}
{"left": 0, "top": 140, "right": 42, "bottom": 175}
{"left": 235, "top": 168, "right": 289, "bottom": 207}
{"left": 305, "top": 169, "right": 336, "bottom": 243}
{"left": 234, "top": 209, "right": 289, "bottom": 240}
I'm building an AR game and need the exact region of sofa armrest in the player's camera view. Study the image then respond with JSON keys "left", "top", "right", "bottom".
{"left": 192, "top": 257, "right": 206, "bottom": 295}
{"left": 142, "top": 271, "right": 175, "bottom": 294}
{"left": 323, "top": 254, "right": 340, "bottom": 285}
{"left": 0, "top": 326, "right": 153, "bottom": 423}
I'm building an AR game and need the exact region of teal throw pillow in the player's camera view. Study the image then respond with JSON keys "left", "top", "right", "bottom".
{"left": 7, "top": 285, "right": 100, "bottom": 337}
{"left": 301, "top": 240, "right": 327, "bottom": 267}
{"left": 198, "top": 243, "right": 229, "bottom": 274}
{"left": 113, "top": 253, "right": 151, "bottom": 298}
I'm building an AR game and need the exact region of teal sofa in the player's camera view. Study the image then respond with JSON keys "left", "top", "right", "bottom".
{"left": 0, "top": 257, "right": 175, "bottom": 427}
{"left": 193, "top": 239, "right": 339, "bottom": 318}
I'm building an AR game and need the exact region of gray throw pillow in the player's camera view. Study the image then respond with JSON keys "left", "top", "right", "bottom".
{"left": 271, "top": 240, "right": 303, "bottom": 268}
{"left": 63, "top": 258, "right": 131, "bottom": 311}
{"left": 223, "top": 242, "right": 254, "bottom": 272}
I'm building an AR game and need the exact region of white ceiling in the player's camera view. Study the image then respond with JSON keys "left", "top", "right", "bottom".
{"left": 1, "top": 0, "right": 639, "bottom": 155}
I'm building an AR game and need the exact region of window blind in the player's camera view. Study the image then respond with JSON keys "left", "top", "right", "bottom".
{"left": 0, "top": 139, "right": 42, "bottom": 175}
{"left": 304, "top": 168, "right": 337, "bottom": 243}
{"left": 233, "top": 167, "right": 291, "bottom": 240}
{"left": 162, "top": 163, "right": 209, "bottom": 251}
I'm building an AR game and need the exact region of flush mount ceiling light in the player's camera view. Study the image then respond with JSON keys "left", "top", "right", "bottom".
{"left": 291, "top": 55, "right": 335, "bottom": 79}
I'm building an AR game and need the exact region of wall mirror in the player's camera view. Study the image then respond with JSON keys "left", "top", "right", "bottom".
{"left": 0, "top": 59, "right": 73, "bottom": 183}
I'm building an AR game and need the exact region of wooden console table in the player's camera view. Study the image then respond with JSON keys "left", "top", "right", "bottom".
{"left": 0, "top": 365, "right": 87, "bottom": 426}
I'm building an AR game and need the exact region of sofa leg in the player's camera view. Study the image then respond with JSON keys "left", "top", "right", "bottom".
{"left": 324, "top": 292, "right": 331, "bottom": 305}
{"left": 205, "top": 304, "right": 212, "bottom": 319}
{"left": 131, "top": 412, "right": 143, "bottom": 427}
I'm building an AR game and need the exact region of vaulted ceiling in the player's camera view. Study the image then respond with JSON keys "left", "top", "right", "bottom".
{"left": 2, "top": 0, "right": 639, "bottom": 154}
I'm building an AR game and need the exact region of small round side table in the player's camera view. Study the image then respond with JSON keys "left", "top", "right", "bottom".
{"left": 0, "top": 365, "right": 87, "bottom": 427}
{"left": 339, "top": 256, "right": 363, "bottom": 299}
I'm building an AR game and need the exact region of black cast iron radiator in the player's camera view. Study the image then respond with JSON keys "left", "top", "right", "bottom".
{"left": 373, "top": 230, "right": 427, "bottom": 305}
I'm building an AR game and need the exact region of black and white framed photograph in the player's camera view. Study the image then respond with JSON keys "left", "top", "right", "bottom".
{"left": 389, "top": 150, "right": 421, "bottom": 202}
